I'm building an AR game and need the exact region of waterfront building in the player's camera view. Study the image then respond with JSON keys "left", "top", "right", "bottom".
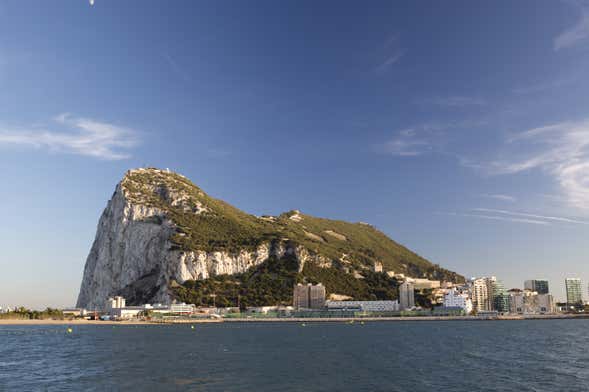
{"left": 325, "top": 300, "right": 400, "bottom": 312}
{"left": 62, "top": 308, "right": 88, "bottom": 317}
{"left": 537, "top": 294, "right": 555, "bottom": 314}
{"left": 565, "top": 278, "right": 583, "bottom": 306}
{"left": 492, "top": 279, "right": 510, "bottom": 313}
{"left": 470, "top": 277, "right": 494, "bottom": 312}
{"left": 309, "top": 284, "right": 326, "bottom": 309}
{"left": 443, "top": 288, "right": 473, "bottom": 314}
{"left": 509, "top": 290, "right": 555, "bottom": 314}
{"left": 110, "top": 306, "right": 144, "bottom": 319}
{"left": 524, "top": 279, "right": 549, "bottom": 295}
{"left": 106, "top": 296, "right": 126, "bottom": 311}
{"left": 399, "top": 281, "right": 415, "bottom": 310}
{"left": 293, "top": 283, "right": 326, "bottom": 309}
{"left": 170, "top": 303, "right": 196, "bottom": 315}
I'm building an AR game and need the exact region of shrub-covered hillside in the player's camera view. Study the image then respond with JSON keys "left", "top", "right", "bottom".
{"left": 122, "top": 168, "right": 463, "bottom": 305}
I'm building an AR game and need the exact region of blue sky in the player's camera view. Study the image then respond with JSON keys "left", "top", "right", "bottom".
{"left": 1, "top": 1, "right": 589, "bottom": 308}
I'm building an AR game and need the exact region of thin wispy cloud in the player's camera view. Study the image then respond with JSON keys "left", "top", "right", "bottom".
{"left": 418, "top": 95, "right": 486, "bottom": 107}
{"left": 554, "top": 2, "right": 589, "bottom": 50}
{"left": 482, "top": 194, "right": 517, "bottom": 202}
{"left": 374, "top": 34, "right": 405, "bottom": 73}
{"left": 472, "top": 208, "right": 589, "bottom": 225}
{"left": 162, "top": 52, "right": 190, "bottom": 82}
{"left": 377, "top": 119, "right": 487, "bottom": 158}
{"left": 378, "top": 128, "right": 434, "bottom": 156}
{"left": 441, "top": 212, "right": 549, "bottom": 226}
{"left": 0, "top": 114, "right": 139, "bottom": 160}
{"left": 482, "top": 119, "right": 589, "bottom": 210}
{"left": 378, "top": 129, "right": 437, "bottom": 158}
{"left": 512, "top": 75, "right": 577, "bottom": 95}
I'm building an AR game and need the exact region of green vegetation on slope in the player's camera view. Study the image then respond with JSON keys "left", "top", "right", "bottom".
{"left": 172, "top": 256, "right": 402, "bottom": 307}
{"left": 123, "top": 168, "right": 464, "bottom": 306}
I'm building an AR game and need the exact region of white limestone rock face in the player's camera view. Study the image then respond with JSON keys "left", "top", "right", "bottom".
{"left": 76, "top": 169, "right": 318, "bottom": 310}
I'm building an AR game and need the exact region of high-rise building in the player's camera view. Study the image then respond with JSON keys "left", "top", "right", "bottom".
{"left": 399, "top": 281, "right": 415, "bottom": 310}
{"left": 565, "top": 278, "right": 582, "bottom": 305}
{"left": 293, "top": 283, "right": 325, "bottom": 309}
{"left": 524, "top": 279, "right": 549, "bottom": 294}
{"left": 309, "top": 284, "right": 326, "bottom": 309}
{"left": 470, "top": 277, "right": 494, "bottom": 312}
{"left": 492, "top": 279, "right": 510, "bottom": 313}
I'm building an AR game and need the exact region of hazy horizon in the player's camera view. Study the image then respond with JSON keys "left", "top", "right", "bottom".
{"left": 2, "top": 1, "right": 589, "bottom": 308}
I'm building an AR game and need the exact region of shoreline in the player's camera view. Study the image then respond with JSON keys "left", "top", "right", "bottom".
{"left": 1, "top": 313, "right": 588, "bottom": 325}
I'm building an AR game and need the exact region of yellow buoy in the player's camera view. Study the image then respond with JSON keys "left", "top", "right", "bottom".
{"left": 191, "top": 325, "right": 195, "bottom": 330}
{"left": 66, "top": 327, "right": 73, "bottom": 334}
{"left": 301, "top": 323, "right": 306, "bottom": 327}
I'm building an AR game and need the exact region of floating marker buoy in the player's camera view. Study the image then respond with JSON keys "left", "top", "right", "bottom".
{"left": 66, "top": 327, "right": 73, "bottom": 334}
{"left": 301, "top": 323, "right": 306, "bottom": 327}
{"left": 191, "top": 325, "right": 195, "bottom": 330}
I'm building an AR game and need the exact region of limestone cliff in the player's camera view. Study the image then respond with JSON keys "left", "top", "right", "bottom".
{"left": 77, "top": 168, "right": 463, "bottom": 310}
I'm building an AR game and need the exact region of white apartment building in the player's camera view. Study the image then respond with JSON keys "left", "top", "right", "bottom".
{"left": 443, "top": 288, "right": 473, "bottom": 314}
{"left": 470, "top": 277, "right": 494, "bottom": 312}
{"left": 106, "top": 296, "right": 126, "bottom": 311}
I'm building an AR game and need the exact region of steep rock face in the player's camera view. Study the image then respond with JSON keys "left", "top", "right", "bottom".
{"left": 76, "top": 171, "right": 319, "bottom": 310}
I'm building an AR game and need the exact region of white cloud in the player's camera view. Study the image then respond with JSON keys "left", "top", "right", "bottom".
{"left": 378, "top": 119, "right": 487, "bottom": 158}
{"left": 482, "top": 194, "right": 517, "bottom": 202}
{"left": 375, "top": 51, "right": 405, "bottom": 72}
{"left": 472, "top": 208, "right": 589, "bottom": 225}
{"left": 441, "top": 212, "right": 549, "bottom": 226}
{"left": 512, "top": 75, "right": 577, "bottom": 95}
{"left": 484, "top": 120, "right": 589, "bottom": 209}
{"left": 419, "top": 96, "right": 486, "bottom": 107}
{"left": 379, "top": 128, "right": 432, "bottom": 156}
{"left": 374, "top": 34, "right": 405, "bottom": 73}
{"left": 554, "top": 2, "right": 589, "bottom": 50}
{"left": 162, "top": 52, "right": 190, "bottom": 82}
{"left": 0, "top": 114, "right": 138, "bottom": 160}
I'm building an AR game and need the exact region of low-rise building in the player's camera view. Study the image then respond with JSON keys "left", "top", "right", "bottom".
{"left": 110, "top": 306, "right": 144, "bottom": 319}
{"left": 509, "top": 290, "right": 555, "bottom": 314}
{"left": 325, "top": 300, "right": 400, "bottom": 312}
{"left": 62, "top": 308, "right": 88, "bottom": 317}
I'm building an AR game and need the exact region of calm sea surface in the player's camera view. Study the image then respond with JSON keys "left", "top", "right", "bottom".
{"left": 1, "top": 320, "right": 589, "bottom": 391}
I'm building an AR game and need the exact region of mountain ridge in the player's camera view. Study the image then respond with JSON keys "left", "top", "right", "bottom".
{"left": 77, "top": 168, "right": 463, "bottom": 309}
